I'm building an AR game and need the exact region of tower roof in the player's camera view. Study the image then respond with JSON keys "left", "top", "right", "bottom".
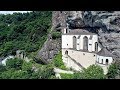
{"left": 97, "top": 48, "right": 114, "bottom": 57}
{"left": 63, "top": 29, "right": 96, "bottom": 35}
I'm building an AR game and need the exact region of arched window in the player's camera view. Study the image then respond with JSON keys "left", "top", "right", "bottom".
{"left": 106, "top": 59, "right": 108, "bottom": 65}
{"left": 65, "top": 50, "right": 68, "bottom": 55}
{"left": 66, "top": 29, "right": 68, "bottom": 33}
{"left": 95, "top": 42, "right": 98, "bottom": 52}
{"left": 101, "top": 59, "right": 103, "bottom": 64}
{"left": 83, "top": 36, "right": 88, "bottom": 51}
{"left": 98, "top": 58, "right": 99, "bottom": 62}
{"left": 73, "top": 36, "right": 77, "bottom": 49}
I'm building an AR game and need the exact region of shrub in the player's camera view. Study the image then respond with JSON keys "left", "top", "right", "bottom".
{"left": 0, "top": 68, "right": 15, "bottom": 79}
{"left": 60, "top": 73, "right": 74, "bottom": 79}
{"left": 81, "top": 65, "right": 105, "bottom": 79}
{"left": 22, "top": 61, "right": 33, "bottom": 73}
{"left": 53, "top": 51, "right": 67, "bottom": 70}
{"left": 51, "top": 31, "right": 61, "bottom": 39}
{"left": 0, "top": 65, "right": 6, "bottom": 72}
{"left": 6, "top": 58, "right": 23, "bottom": 70}
{"left": 107, "top": 60, "right": 120, "bottom": 79}
{"left": 65, "top": 65, "right": 105, "bottom": 79}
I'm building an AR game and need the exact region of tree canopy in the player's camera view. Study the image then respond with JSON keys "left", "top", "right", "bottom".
{"left": 107, "top": 61, "right": 120, "bottom": 79}
{"left": 0, "top": 11, "right": 52, "bottom": 58}
{"left": 0, "top": 58, "right": 55, "bottom": 79}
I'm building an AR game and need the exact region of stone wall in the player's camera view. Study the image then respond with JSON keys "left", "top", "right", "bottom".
{"left": 62, "top": 49, "right": 96, "bottom": 70}
{"left": 37, "top": 37, "right": 61, "bottom": 63}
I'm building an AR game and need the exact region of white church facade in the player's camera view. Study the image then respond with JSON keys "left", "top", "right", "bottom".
{"left": 62, "top": 28, "right": 114, "bottom": 74}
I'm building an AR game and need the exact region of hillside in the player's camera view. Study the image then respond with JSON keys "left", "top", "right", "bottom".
{"left": 0, "top": 11, "right": 52, "bottom": 58}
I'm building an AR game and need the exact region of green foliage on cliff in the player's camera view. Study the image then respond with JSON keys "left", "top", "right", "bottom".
{"left": 0, "top": 58, "right": 55, "bottom": 79}
{"left": 107, "top": 62, "right": 120, "bottom": 79}
{"left": 53, "top": 51, "right": 67, "bottom": 70}
{"left": 51, "top": 31, "right": 61, "bottom": 39}
{"left": 60, "top": 65, "right": 105, "bottom": 79}
{"left": 6, "top": 58, "right": 23, "bottom": 70}
{"left": 60, "top": 73, "right": 74, "bottom": 79}
{"left": 0, "top": 11, "right": 52, "bottom": 58}
{"left": 79, "top": 65, "right": 105, "bottom": 79}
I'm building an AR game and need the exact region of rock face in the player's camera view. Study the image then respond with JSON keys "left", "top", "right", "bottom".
{"left": 37, "top": 34, "right": 61, "bottom": 63}
{"left": 52, "top": 11, "right": 120, "bottom": 59}
{"left": 38, "top": 11, "right": 120, "bottom": 62}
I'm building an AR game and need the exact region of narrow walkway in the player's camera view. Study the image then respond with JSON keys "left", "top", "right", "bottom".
{"left": 53, "top": 67, "right": 74, "bottom": 79}
{"left": 54, "top": 67, "right": 74, "bottom": 74}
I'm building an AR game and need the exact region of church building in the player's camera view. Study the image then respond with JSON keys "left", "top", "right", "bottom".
{"left": 62, "top": 28, "right": 114, "bottom": 74}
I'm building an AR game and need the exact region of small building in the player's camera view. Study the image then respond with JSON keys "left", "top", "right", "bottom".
{"left": 96, "top": 48, "right": 114, "bottom": 65}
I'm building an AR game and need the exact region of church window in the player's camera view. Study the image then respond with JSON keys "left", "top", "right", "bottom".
{"left": 65, "top": 50, "right": 68, "bottom": 55}
{"left": 95, "top": 42, "right": 98, "bottom": 52}
{"left": 106, "top": 59, "right": 108, "bottom": 65}
{"left": 66, "top": 29, "right": 68, "bottom": 33}
{"left": 101, "top": 59, "right": 103, "bottom": 64}
{"left": 73, "top": 36, "right": 77, "bottom": 49}
{"left": 83, "top": 36, "right": 88, "bottom": 51}
{"left": 67, "top": 44, "right": 68, "bottom": 46}
{"left": 94, "top": 55, "right": 95, "bottom": 57}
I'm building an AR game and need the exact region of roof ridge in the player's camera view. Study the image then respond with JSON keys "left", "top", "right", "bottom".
{"left": 97, "top": 48, "right": 113, "bottom": 57}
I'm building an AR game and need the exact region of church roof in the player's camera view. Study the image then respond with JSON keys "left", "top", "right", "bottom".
{"left": 63, "top": 29, "right": 96, "bottom": 35}
{"left": 97, "top": 48, "right": 114, "bottom": 57}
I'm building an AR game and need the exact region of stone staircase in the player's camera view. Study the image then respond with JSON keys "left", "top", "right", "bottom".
{"left": 66, "top": 54, "right": 84, "bottom": 69}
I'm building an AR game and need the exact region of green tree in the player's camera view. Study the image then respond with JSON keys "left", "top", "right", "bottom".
{"left": 11, "top": 70, "right": 30, "bottom": 79}
{"left": 0, "top": 68, "right": 15, "bottom": 79}
{"left": 107, "top": 63, "right": 119, "bottom": 79}
{"left": 0, "top": 11, "right": 52, "bottom": 57}
{"left": 60, "top": 73, "right": 74, "bottom": 79}
{"left": 6, "top": 58, "right": 23, "bottom": 70}
{"left": 22, "top": 61, "right": 33, "bottom": 73}
{"left": 53, "top": 51, "right": 66, "bottom": 70}
{"left": 0, "top": 65, "right": 6, "bottom": 72}
{"left": 51, "top": 31, "right": 61, "bottom": 39}
{"left": 81, "top": 65, "right": 105, "bottom": 79}
{"left": 61, "top": 65, "right": 105, "bottom": 79}
{"left": 40, "top": 66, "right": 55, "bottom": 79}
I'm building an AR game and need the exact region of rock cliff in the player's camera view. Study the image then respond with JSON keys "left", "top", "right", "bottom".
{"left": 52, "top": 11, "right": 120, "bottom": 59}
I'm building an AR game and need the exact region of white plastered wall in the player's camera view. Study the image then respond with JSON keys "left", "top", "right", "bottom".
{"left": 62, "top": 49, "right": 96, "bottom": 69}
{"left": 96, "top": 55, "right": 113, "bottom": 65}
{"left": 62, "top": 35, "right": 79, "bottom": 49}
{"left": 98, "top": 45, "right": 102, "bottom": 52}
{"left": 79, "top": 35, "right": 98, "bottom": 52}
{"left": 62, "top": 34, "right": 99, "bottom": 52}
{"left": 77, "top": 37, "right": 80, "bottom": 50}
{"left": 92, "top": 35, "right": 99, "bottom": 51}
